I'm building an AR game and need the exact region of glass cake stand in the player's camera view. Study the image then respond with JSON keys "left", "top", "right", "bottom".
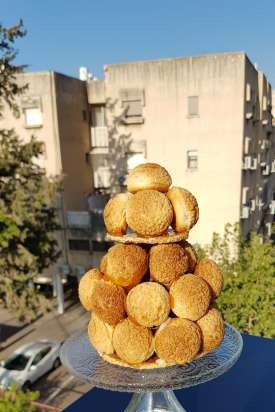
{"left": 60, "top": 323, "right": 243, "bottom": 412}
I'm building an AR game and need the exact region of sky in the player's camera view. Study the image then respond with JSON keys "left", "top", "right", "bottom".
{"left": 2, "top": 0, "right": 275, "bottom": 84}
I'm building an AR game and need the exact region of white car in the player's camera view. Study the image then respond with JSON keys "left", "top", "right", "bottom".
{"left": 0, "top": 340, "right": 61, "bottom": 390}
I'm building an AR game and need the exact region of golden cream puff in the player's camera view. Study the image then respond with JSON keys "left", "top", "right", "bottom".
{"left": 194, "top": 258, "right": 223, "bottom": 298}
{"left": 127, "top": 163, "right": 172, "bottom": 193}
{"left": 170, "top": 274, "right": 211, "bottom": 321}
{"left": 78, "top": 268, "right": 103, "bottom": 311}
{"left": 167, "top": 187, "right": 199, "bottom": 234}
{"left": 88, "top": 313, "right": 114, "bottom": 355}
{"left": 103, "top": 193, "right": 129, "bottom": 235}
{"left": 103, "top": 244, "right": 148, "bottom": 288}
{"left": 155, "top": 318, "right": 201, "bottom": 364}
{"left": 149, "top": 244, "right": 189, "bottom": 288}
{"left": 113, "top": 318, "right": 154, "bottom": 364}
{"left": 126, "top": 190, "right": 173, "bottom": 236}
{"left": 197, "top": 308, "right": 224, "bottom": 352}
{"left": 89, "top": 279, "right": 126, "bottom": 325}
{"left": 180, "top": 240, "right": 198, "bottom": 272}
{"left": 126, "top": 282, "right": 170, "bottom": 327}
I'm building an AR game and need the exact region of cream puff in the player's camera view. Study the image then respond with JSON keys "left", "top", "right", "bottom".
{"left": 113, "top": 318, "right": 154, "bottom": 364}
{"left": 194, "top": 258, "right": 223, "bottom": 298}
{"left": 126, "top": 190, "right": 173, "bottom": 236}
{"left": 88, "top": 313, "right": 114, "bottom": 355}
{"left": 167, "top": 187, "right": 199, "bottom": 234}
{"left": 197, "top": 308, "right": 224, "bottom": 352}
{"left": 155, "top": 318, "right": 201, "bottom": 364}
{"left": 126, "top": 282, "right": 170, "bottom": 327}
{"left": 103, "top": 244, "right": 148, "bottom": 288}
{"left": 127, "top": 163, "right": 172, "bottom": 193}
{"left": 170, "top": 274, "right": 211, "bottom": 321}
{"left": 78, "top": 268, "right": 103, "bottom": 311}
{"left": 103, "top": 193, "right": 129, "bottom": 235}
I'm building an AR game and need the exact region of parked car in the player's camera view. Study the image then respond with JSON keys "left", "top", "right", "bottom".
{"left": 0, "top": 340, "right": 61, "bottom": 390}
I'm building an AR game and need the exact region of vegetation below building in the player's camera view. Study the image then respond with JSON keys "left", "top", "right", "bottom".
{"left": 197, "top": 223, "right": 275, "bottom": 339}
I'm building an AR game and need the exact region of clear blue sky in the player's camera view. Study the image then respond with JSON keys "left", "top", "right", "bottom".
{"left": 2, "top": 0, "right": 275, "bottom": 84}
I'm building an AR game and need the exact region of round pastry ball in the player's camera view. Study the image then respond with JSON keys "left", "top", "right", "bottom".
{"left": 155, "top": 318, "right": 201, "bottom": 364}
{"left": 194, "top": 258, "right": 223, "bottom": 298}
{"left": 103, "top": 193, "right": 129, "bottom": 235}
{"left": 170, "top": 274, "right": 211, "bottom": 321}
{"left": 127, "top": 163, "right": 172, "bottom": 193}
{"left": 88, "top": 313, "right": 114, "bottom": 355}
{"left": 126, "top": 190, "right": 173, "bottom": 236}
{"left": 197, "top": 308, "right": 224, "bottom": 352}
{"left": 180, "top": 240, "right": 198, "bottom": 273}
{"left": 113, "top": 318, "right": 154, "bottom": 364}
{"left": 99, "top": 254, "right": 107, "bottom": 274}
{"left": 89, "top": 279, "right": 126, "bottom": 325}
{"left": 167, "top": 187, "right": 199, "bottom": 234}
{"left": 78, "top": 268, "right": 103, "bottom": 311}
{"left": 149, "top": 244, "right": 189, "bottom": 288}
{"left": 103, "top": 244, "right": 148, "bottom": 288}
{"left": 126, "top": 282, "right": 170, "bottom": 327}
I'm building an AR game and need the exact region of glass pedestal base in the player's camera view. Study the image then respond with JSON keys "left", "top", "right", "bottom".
{"left": 124, "top": 391, "right": 186, "bottom": 412}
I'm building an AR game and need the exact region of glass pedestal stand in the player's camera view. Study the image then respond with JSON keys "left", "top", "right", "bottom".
{"left": 61, "top": 324, "right": 243, "bottom": 412}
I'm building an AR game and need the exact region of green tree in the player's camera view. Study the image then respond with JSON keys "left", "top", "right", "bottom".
{"left": 199, "top": 223, "right": 275, "bottom": 338}
{"left": 0, "top": 21, "right": 60, "bottom": 321}
{"left": 0, "top": 385, "right": 39, "bottom": 412}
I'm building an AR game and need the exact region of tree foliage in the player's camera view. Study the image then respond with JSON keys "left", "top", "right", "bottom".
{"left": 0, "top": 385, "right": 39, "bottom": 412}
{"left": 199, "top": 223, "right": 275, "bottom": 338}
{"left": 0, "top": 21, "right": 60, "bottom": 321}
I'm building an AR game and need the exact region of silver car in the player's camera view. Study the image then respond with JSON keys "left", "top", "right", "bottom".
{"left": 0, "top": 340, "right": 61, "bottom": 390}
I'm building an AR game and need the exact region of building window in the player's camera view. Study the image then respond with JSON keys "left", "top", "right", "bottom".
{"left": 24, "top": 107, "right": 43, "bottom": 128}
{"left": 188, "top": 96, "right": 199, "bottom": 117}
{"left": 120, "top": 88, "right": 144, "bottom": 124}
{"left": 68, "top": 239, "right": 90, "bottom": 251}
{"left": 91, "top": 105, "right": 106, "bottom": 127}
{"left": 187, "top": 150, "right": 198, "bottom": 170}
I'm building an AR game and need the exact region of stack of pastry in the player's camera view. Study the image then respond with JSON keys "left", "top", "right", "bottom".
{"left": 79, "top": 163, "right": 224, "bottom": 369}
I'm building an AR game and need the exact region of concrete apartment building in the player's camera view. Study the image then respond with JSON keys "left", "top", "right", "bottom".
{"left": 1, "top": 52, "right": 274, "bottom": 286}
{"left": 88, "top": 51, "right": 275, "bottom": 245}
{"left": 0, "top": 71, "right": 98, "bottom": 282}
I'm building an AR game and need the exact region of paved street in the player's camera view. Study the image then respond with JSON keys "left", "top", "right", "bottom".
{"left": 0, "top": 300, "right": 93, "bottom": 410}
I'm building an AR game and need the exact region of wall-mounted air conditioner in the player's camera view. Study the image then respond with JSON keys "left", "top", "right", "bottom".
{"left": 270, "top": 201, "right": 275, "bottom": 215}
{"left": 241, "top": 206, "right": 249, "bottom": 219}
{"left": 250, "top": 199, "right": 256, "bottom": 211}
{"left": 243, "top": 156, "right": 252, "bottom": 170}
{"left": 245, "top": 112, "right": 253, "bottom": 120}
{"left": 262, "top": 165, "right": 270, "bottom": 176}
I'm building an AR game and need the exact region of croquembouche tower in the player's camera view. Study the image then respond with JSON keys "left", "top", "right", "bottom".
{"left": 79, "top": 163, "right": 224, "bottom": 369}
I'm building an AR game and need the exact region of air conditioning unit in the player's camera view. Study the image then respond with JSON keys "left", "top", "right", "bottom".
{"left": 270, "top": 201, "right": 275, "bottom": 215}
{"left": 245, "top": 112, "right": 253, "bottom": 120}
{"left": 265, "top": 222, "right": 272, "bottom": 237}
{"left": 250, "top": 158, "right": 257, "bottom": 170}
{"left": 262, "top": 165, "right": 270, "bottom": 176}
{"left": 241, "top": 206, "right": 249, "bottom": 219}
{"left": 250, "top": 199, "right": 256, "bottom": 211}
{"left": 243, "top": 156, "right": 252, "bottom": 170}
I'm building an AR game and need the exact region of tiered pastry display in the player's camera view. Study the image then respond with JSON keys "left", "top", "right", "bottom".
{"left": 79, "top": 163, "right": 224, "bottom": 369}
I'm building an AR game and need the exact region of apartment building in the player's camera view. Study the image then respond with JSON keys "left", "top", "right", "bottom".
{"left": 87, "top": 52, "right": 275, "bottom": 245}
{"left": 0, "top": 71, "right": 100, "bottom": 281}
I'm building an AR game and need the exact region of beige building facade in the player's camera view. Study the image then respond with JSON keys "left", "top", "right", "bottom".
{"left": 88, "top": 52, "right": 275, "bottom": 245}
{"left": 0, "top": 71, "right": 97, "bottom": 279}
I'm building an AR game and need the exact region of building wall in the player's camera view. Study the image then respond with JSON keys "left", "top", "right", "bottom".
{"left": 102, "top": 52, "right": 246, "bottom": 245}
{"left": 0, "top": 72, "right": 95, "bottom": 275}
